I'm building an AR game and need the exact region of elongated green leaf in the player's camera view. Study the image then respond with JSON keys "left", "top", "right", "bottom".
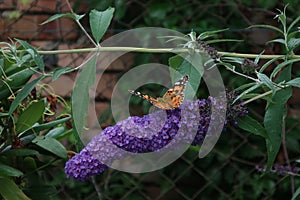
{"left": 259, "top": 56, "right": 283, "bottom": 73}
{"left": 264, "top": 65, "right": 292, "bottom": 171}
{"left": 45, "top": 127, "right": 65, "bottom": 138}
{"left": 19, "top": 116, "right": 71, "bottom": 136}
{"left": 168, "top": 54, "right": 203, "bottom": 100}
{"left": 89, "top": 7, "right": 115, "bottom": 44}
{"left": 41, "top": 13, "right": 85, "bottom": 25}
{"left": 198, "top": 28, "right": 229, "bottom": 40}
{"left": 0, "top": 163, "right": 23, "bottom": 177}
{"left": 235, "top": 82, "right": 257, "bottom": 92}
{"left": 240, "top": 93, "right": 271, "bottom": 102}
{"left": 0, "top": 68, "right": 35, "bottom": 101}
{"left": 15, "top": 39, "right": 44, "bottom": 72}
{"left": 238, "top": 116, "right": 267, "bottom": 138}
{"left": 9, "top": 77, "right": 42, "bottom": 115}
{"left": 206, "top": 39, "right": 243, "bottom": 44}
{"left": 257, "top": 73, "right": 275, "bottom": 93}
{"left": 32, "top": 136, "right": 67, "bottom": 158}
{"left": 286, "top": 78, "right": 300, "bottom": 87}
{"left": 270, "top": 58, "right": 300, "bottom": 78}
{"left": 0, "top": 177, "right": 30, "bottom": 200}
{"left": 0, "top": 59, "right": 3, "bottom": 76}
{"left": 233, "top": 83, "right": 262, "bottom": 103}
{"left": 287, "top": 38, "right": 300, "bottom": 51}
{"left": 248, "top": 24, "right": 283, "bottom": 34}
{"left": 16, "top": 100, "right": 45, "bottom": 133}
{"left": 2, "top": 149, "right": 39, "bottom": 157}
{"left": 254, "top": 50, "right": 265, "bottom": 64}
{"left": 287, "top": 16, "right": 300, "bottom": 34}
{"left": 266, "top": 38, "right": 285, "bottom": 45}
{"left": 291, "top": 187, "right": 300, "bottom": 200}
{"left": 52, "top": 67, "right": 72, "bottom": 81}
{"left": 72, "top": 55, "right": 97, "bottom": 139}
{"left": 6, "top": 68, "right": 35, "bottom": 88}
{"left": 0, "top": 112, "right": 9, "bottom": 118}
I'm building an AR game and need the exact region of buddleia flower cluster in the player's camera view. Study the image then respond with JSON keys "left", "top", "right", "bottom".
{"left": 196, "top": 39, "right": 220, "bottom": 61}
{"left": 65, "top": 93, "right": 248, "bottom": 181}
{"left": 241, "top": 58, "right": 258, "bottom": 74}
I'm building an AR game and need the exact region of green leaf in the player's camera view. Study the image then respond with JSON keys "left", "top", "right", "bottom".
{"left": 2, "top": 149, "right": 39, "bottom": 157}
{"left": 72, "top": 55, "right": 97, "bottom": 139}
{"left": 259, "top": 56, "right": 283, "bottom": 73}
{"left": 287, "top": 16, "right": 300, "bottom": 34}
{"left": 9, "top": 77, "right": 42, "bottom": 115}
{"left": 0, "top": 68, "right": 35, "bottom": 101}
{"left": 0, "top": 177, "right": 30, "bottom": 200}
{"left": 168, "top": 54, "right": 203, "bottom": 100}
{"left": 235, "top": 82, "right": 257, "bottom": 91}
{"left": 257, "top": 73, "right": 275, "bottom": 94}
{"left": 287, "top": 38, "right": 300, "bottom": 51}
{"left": 0, "top": 112, "right": 9, "bottom": 118}
{"left": 32, "top": 136, "right": 67, "bottom": 158}
{"left": 233, "top": 83, "right": 262, "bottom": 103}
{"left": 52, "top": 67, "right": 71, "bottom": 81}
{"left": 206, "top": 39, "right": 243, "bottom": 44}
{"left": 0, "top": 163, "right": 23, "bottom": 177}
{"left": 40, "top": 13, "right": 85, "bottom": 25}
{"left": 254, "top": 50, "right": 265, "bottom": 64}
{"left": 89, "top": 7, "right": 115, "bottom": 44}
{"left": 6, "top": 68, "right": 35, "bottom": 88}
{"left": 16, "top": 100, "right": 45, "bottom": 133}
{"left": 198, "top": 28, "right": 229, "bottom": 40}
{"left": 270, "top": 58, "right": 300, "bottom": 78}
{"left": 266, "top": 38, "right": 285, "bottom": 45}
{"left": 291, "top": 187, "right": 300, "bottom": 200}
{"left": 248, "top": 24, "right": 283, "bottom": 35}
{"left": 286, "top": 78, "right": 300, "bottom": 87}
{"left": 264, "top": 65, "right": 292, "bottom": 171}
{"left": 15, "top": 39, "right": 44, "bottom": 72}
{"left": 238, "top": 115, "right": 267, "bottom": 138}
{"left": 19, "top": 116, "right": 71, "bottom": 136}
{"left": 45, "top": 127, "right": 65, "bottom": 138}
{"left": 0, "top": 59, "right": 3, "bottom": 77}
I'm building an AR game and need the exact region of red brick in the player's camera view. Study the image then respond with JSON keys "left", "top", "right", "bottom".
{"left": 97, "top": 52, "right": 134, "bottom": 71}
{"left": 1, "top": 14, "right": 39, "bottom": 40}
{"left": 0, "top": 0, "right": 15, "bottom": 9}
{"left": 0, "top": 14, "right": 78, "bottom": 40}
{"left": 57, "top": 43, "right": 88, "bottom": 67}
{"left": 17, "top": 0, "right": 87, "bottom": 13}
{"left": 44, "top": 74, "right": 74, "bottom": 97}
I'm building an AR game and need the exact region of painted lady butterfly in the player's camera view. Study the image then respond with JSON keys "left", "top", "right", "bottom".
{"left": 129, "top": 75, "right": 189, "bottom": 110}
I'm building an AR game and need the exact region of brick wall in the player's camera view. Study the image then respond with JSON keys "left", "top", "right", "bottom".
{"left": 0, "top": 0, "right": 132, "bottom": 127}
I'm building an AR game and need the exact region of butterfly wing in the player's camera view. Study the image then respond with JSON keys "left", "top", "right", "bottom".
{"left": 129, "top": 75, "right": 189, "bottom": 110}
{"left": 160, "top": 75, "right": 189, "bottom": 109}
{"left": 128, "top": 90, "right": 158, "bottom": 104}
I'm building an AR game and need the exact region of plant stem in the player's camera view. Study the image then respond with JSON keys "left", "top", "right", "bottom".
{"left": 3, "top": 47, "right": 300, "bottom": 59}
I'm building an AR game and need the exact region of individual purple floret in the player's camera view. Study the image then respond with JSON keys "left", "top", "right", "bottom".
{"left": 65, "top": 93, "right": 247, "bottom": 181}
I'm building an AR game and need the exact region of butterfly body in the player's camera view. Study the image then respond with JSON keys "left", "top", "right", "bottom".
{"left": 129, "top": 75, "right": 189, "bottom": 110}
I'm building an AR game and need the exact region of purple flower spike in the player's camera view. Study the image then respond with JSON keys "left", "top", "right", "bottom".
{"left": 65, "top": 149, "right": 108, "bottom": 181}
{"left": 65, "top": 93, "right": 248, "bottom": 181}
